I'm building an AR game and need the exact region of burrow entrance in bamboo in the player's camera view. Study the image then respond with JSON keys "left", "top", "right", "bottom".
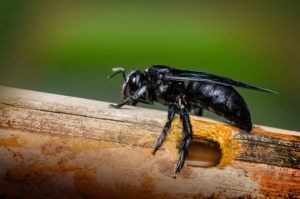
{"left": 186, "top": 139, "right": 222, "bottom": 167}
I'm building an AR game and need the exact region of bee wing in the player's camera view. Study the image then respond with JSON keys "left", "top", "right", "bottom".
{"left": 164, "top": 69, "right": 278, "bottom": 94}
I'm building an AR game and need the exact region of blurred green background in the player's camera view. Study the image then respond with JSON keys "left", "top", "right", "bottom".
{"left": 0, "top": 1, "right": 299, "bottom": 130}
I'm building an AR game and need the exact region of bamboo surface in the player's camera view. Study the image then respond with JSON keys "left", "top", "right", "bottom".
{"left": 0, "top": 86, "right": 299, "bottom": 198}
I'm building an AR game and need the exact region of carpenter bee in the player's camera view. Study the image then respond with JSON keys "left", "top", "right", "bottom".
{"left": 108, "top": 65, "right": 277, "bottom": 177}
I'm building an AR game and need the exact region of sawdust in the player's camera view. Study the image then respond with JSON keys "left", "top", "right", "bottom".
{"left": 169, "top": 117, "right": 241, "bottom": 168}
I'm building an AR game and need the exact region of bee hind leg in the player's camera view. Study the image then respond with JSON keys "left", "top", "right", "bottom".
{"left": 189, "top": 105, "right": 203, "bottom": 116}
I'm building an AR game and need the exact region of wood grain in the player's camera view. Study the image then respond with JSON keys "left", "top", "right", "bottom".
{"left": 0, "top": 86, "right": 299, "bottom": 198}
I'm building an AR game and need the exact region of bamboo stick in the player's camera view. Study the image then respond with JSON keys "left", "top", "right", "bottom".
{"left": 0, "top": 86, "right": 299, "bottom": 198}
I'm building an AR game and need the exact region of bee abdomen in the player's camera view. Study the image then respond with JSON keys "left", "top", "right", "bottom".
{"left": 187, "top": 82, "right": 252, "bottom": 132}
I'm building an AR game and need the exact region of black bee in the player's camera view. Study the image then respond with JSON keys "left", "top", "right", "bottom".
{"left": 108, "top": 65, "right": 277, "bottom": 177}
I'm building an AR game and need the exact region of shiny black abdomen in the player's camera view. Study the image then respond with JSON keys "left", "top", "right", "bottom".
{"left": 187, "top": 81, "right": 252, "bottom": 131}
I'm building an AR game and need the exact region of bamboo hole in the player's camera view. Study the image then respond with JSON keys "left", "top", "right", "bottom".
{"left": 186, "top": 140, "right": 222, "bottom": 167}
{"left": 170, "top": 117, "right": 241, "bottom": 168}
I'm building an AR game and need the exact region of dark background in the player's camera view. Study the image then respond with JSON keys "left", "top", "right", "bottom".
{"left": 0, "top": 1, "right": 299, "bottom": 130}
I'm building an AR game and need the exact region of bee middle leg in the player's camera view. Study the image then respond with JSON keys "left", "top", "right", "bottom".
{"left": 152, "top": 103, "right": 178, "bottom": 154}
{"left": 173, "top": 107, "right": 193, "bottom": 178}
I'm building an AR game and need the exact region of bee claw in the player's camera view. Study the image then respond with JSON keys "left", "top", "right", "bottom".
{"left": 109, "top": 104, "right": 119, "bottom": 108}
{"left": 172, "top": 172, "right": 177, "bottom": 179}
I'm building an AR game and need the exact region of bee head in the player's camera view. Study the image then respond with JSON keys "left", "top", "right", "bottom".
{"left": 108, "top": 68, "right": 144, "bottom": 98}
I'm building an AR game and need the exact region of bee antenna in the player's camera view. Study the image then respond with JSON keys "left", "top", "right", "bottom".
{"left": 108, "top": 67, "right": 126, "bottom": 80}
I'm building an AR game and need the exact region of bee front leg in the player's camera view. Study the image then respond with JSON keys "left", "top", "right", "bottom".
{"left": 110, "top": 85, "right": 147, "bottom": 109}
{"left": 173, "top": 107, "right": 193, "bottom": 178}
{"left": 109, "top": 98, "right": 131, "bottom": 108}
